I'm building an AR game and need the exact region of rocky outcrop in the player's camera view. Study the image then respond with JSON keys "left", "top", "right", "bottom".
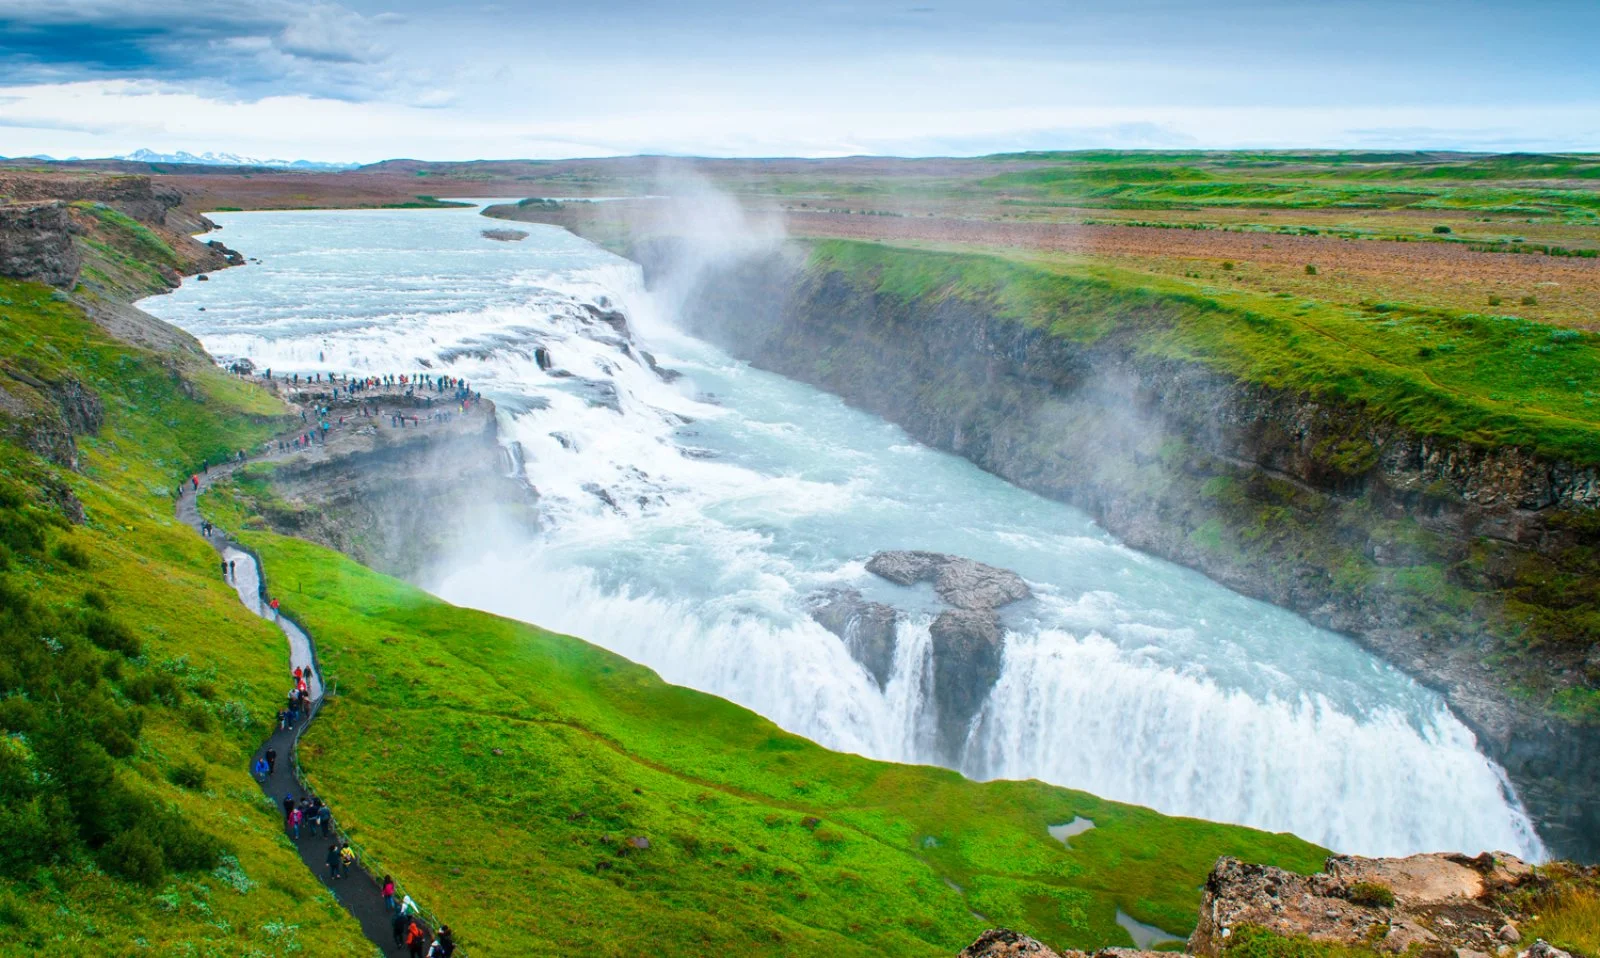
{"left": 1188, "top": 853, "right": 1580, "bottom": 958}
{"left": 871, "top": 550, "right": 1031, "bottom": 755}
{"left": 0, "top": 202, "right": 81, "bottom": 287}
{"left": 958, "top": 928, "right": 1173, "bottom": 958}
{"left": 481, "top": 229, "right": 528, "bottom": 242}
{"left": 0, "top": 366, "right": 104, "bottom": 471}
{"left": 960, "top": 929, "right": 1066, "bottom": 958}
{"left": 808, "top": 588, "right": 899, "bottom": 687}
{"left": 961, "top": 851, "right": 1596, "bottom": 958}
{"left": 251, "top": 399, "right": 536, "bottom": 583}
{"left": 867, "top": 550, "right": 1031, "bottom": 610}
{"left": 643, "top": 243, "right": 1600, "bottom": 861}
{"left": 805, "top": 550, "right": 1030, "bottom": 753}
{"left": 0, "top": 172, "right": 184, "bottom": 227}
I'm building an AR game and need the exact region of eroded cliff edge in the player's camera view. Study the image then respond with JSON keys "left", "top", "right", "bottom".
{"left": 617, "top": 238, "right": 1600, "bottom": 861}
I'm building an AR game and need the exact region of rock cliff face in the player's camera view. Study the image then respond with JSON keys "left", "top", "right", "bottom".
{"left": 640, "top": 244, "right": 1600, "bottom": 861}
{"left": 245, "top": 398, "right": 537, "bottom": 583}
{"left": 0, "top": 171, "right": 240, "bottom": 295}
{"left": 0, "top": 203, "right": 81, "bottom": 287}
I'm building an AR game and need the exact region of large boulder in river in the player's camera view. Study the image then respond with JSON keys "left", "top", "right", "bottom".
{"left": 929, "top": 609, "right": 1005, "bottom": 753}
{"left": 809, "top": 589, "right": 898, "bottom": 688}
{"left": 866, "top": 549, "right": 1031, "bottom": 758}
{"left": 867, "top": 550, "right": 1030, "bottom": 610}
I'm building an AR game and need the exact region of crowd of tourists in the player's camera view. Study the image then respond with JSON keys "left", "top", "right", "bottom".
{"left": 196, "top": 368, "right": 467, "bottom": 955}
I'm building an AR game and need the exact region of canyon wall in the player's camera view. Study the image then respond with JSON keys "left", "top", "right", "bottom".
{"left": 645, "top": 243, "right": 1600, "bottom": 861}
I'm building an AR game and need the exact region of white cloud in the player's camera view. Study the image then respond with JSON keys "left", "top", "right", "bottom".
{"left": 2, "top": 78, "right": 1597, "bottom": 162}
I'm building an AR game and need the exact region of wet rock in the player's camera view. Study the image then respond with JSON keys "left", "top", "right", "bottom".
{"left": 550, "top": 431, "right": 577, "bottom": 451}
{"left": 196, "top": 273, "right": 209, "bottom": 281}
{"left": 640, "top": 350, "right": 684, "bottom": 383}
{"left": 575, "top": 378, "right": 622, "bottom": 413}
{"left": 808, "top": 589, "right": 898, "bottom": 688}
{"left": 581, "top": 303, "right": 631, "bottom": 338}
{"left": 534, "top": 346, "right": 553, "bottom": 371}
{"left": 929, "top": 609, "right": 1004, "bottom": 754}
{"left": 481, "top": 228, "right": 528, "bottom": 242}
{"left": 582, "top": 483, "right": 621, "bottom": 511}
{"left": 867, "top": 550, "right": 1030, "bottom": 611}
{"left": 204, "top": 239, "right": 245, "bottom": 266}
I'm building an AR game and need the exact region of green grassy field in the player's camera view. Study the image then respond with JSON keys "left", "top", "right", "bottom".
{"left": 0, "top": 278, "right": 370, "bottom": 953}
{"left": 807, "top": 239, "right": 1600, "bottom": 466}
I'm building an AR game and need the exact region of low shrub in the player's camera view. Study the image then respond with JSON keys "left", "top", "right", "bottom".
{"left": 167, "top": 761, "right": 207, "bottom": 790}
{"left": 1345, "top": 881, "right": 1396, "bottom": 908}
{"left": 53, "top": 540, "right": 90, "bottom": 569}
{"left": 84, "top": 611, "right": 142, "bottom": 657}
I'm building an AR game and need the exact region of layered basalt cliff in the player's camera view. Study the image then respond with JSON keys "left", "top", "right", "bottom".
{"left": 631, "top": 242, "right": 1600, "bottom": 861}
{"left": 0, "top": 202, "right": 81, "bottom": 287}
{"left": 236, "top": 394, "right": 537, "bottom": 583}
{"left": 0, "top": 171, "right": 242, "bottom": 297}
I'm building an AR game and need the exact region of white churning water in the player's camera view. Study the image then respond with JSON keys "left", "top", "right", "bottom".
{"left": 144, "top": 203, "right": 1546, "bottom": 859}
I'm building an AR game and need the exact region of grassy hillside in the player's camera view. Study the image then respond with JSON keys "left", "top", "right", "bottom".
{"left": 0, "top": 278, "right": 371, "bottom": 954}
{"left": 199, "top": 491, "right": 1328, "bottom": 957}
{"left": 808, "top": 239, "right": 1600, "bottom": 466}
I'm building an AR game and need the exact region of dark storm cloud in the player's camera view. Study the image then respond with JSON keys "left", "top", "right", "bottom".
{"left": 0, "top": 0, "right": 391, "bottom": 97}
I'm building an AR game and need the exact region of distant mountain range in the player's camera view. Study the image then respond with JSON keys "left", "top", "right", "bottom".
{"left": 115, "top": 149, "right": 359, "bottom": 171}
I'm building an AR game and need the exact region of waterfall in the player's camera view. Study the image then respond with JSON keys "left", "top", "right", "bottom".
{"left": 144, "top": 205, "right": 1549, "bottom": 862}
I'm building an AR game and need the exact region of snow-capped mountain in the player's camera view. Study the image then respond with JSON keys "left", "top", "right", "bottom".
{"left": 117, "top": 149, "right": 359, "bottom": 171}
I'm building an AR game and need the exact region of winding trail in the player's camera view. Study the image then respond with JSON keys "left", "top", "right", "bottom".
{"left": 175, "top": 446, "right": 451, "bottom": 957}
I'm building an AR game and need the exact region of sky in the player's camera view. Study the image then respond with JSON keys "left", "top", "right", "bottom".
{"left": 1, "top": 0, "right": 1597, "bottom": 162}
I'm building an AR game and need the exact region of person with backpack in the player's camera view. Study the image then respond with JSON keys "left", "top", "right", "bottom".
{"left": 405, "top": 919, "right": 427, "bottom": 958}
{"left": 265, "top": 747, "right": 277, "bottom": 774}
{"left": 317, "top": 803, "right": 333, "bottom": 837}
{"left": 325, "top": 843, "right": 341, "bottom": 880}
{"left": 251, "top": 755, "right": 268, "bottom": 782}
{"left": 338, "top": 843, "right": 356, "bottom": 878}
{"left": 382, "top": 875, "right": 396, "bottom": 913}
{"left": 288, "top": 804, "right": 303, "bottom": 840}
{"left": 282, "top": 794, "right": 295, "bottom": 824}
{"left": 435, "top": 925, "right": 456, "bottom": 957}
